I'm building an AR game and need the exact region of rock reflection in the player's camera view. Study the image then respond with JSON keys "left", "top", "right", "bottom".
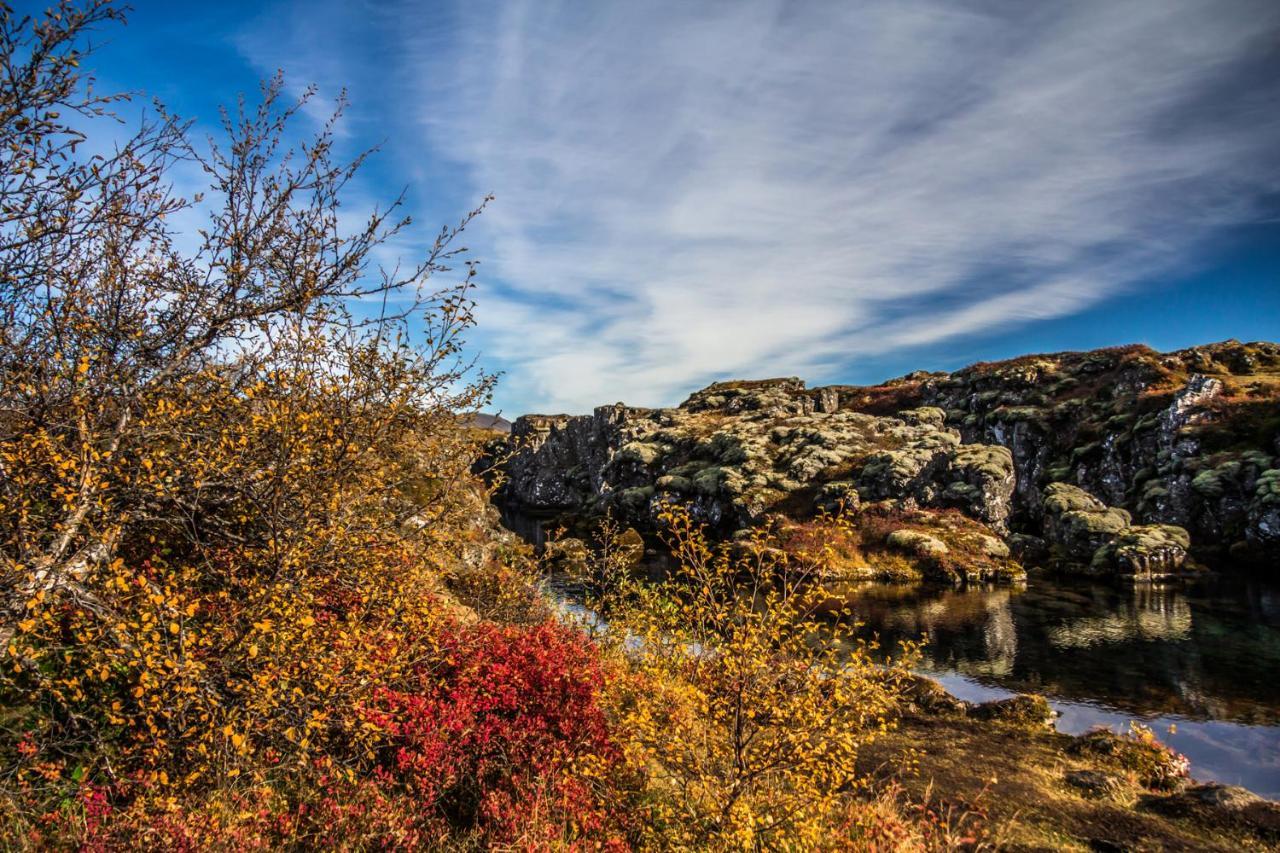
{"left": 1047, "top": 586, "right": 1193, "bottom": 649}
{"left": 833, "top": 575, "right": 1280, "bottom": 725}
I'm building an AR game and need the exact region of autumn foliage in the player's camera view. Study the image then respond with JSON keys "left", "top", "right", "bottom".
{"left": 0, "top": 4, "right": 943, "bottom": 851}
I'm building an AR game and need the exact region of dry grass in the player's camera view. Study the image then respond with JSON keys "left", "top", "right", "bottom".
{"left": 858, "top": 712, "right": 1278, "bottom": 851}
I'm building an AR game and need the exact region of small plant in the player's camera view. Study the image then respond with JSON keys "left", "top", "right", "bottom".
{"left": 1068, "top": 722, "right": 1191, "bottom": 791}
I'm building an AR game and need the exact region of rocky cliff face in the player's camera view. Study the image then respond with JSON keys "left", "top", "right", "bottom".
{"left": 500, "top": 380, "right": 1014, "bottom": 530}
{"left": 494, "top": 340, "right": 1280, "bottom": 575}
{"left": 827, "top": 340, "right": 1280, "bottom": 566}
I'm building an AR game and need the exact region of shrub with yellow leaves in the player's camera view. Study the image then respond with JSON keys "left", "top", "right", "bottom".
{"left": 0, "top": 1, "right": 506, "bottom": 841}
{"left": 588, "top": 504, "right": 918, "bottom": 850}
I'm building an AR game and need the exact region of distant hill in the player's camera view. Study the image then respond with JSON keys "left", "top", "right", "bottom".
{"left": 460, "top": 412, "right": 512, "bottom": 434}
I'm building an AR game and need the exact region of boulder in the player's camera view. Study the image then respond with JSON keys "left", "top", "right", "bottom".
{"left": 898, "top": 674, "right": 969, "bottom": 716}
{"left": 886, "top": 529, "right": 949, "bottom": 560}
{"left": 1091, "top": 524, "right": 1191, "bottom": 578}
{"left": 1064, "top": 769, "right": 1126, "bottom": 800}
{"left": 969, "top": 694, "right": 1056, "bottom": 729}
{"left": 1042, "top": 483, "right": 1132, "bottom": 562}
{"left": 1067, "top": 728, "right": 1190, "bottom": 791}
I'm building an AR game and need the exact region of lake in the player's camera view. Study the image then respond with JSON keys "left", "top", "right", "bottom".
{"left": 823, "top": 575, "right": 1280, "bottom": 798}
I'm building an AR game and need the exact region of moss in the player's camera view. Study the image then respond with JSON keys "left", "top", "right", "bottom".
{"left": 992, "top": 405, "right": 1043, "bottom": 423}
{"left": 1192, "top": 461, "right": 1241, "bottom": 499}
{"left": 1043, "top": 483, "right": 1106, "bottom": 515}
{"left": 885, "top": 529, "right": 949, "bottom": 559}
{"left": 895, "top": 406, "right": 946, "bottom": 427}
{"left": 692, "top": 466, "right": 724, "bottom": 495}
{"left": 617, "top": 441, "right": 663, "bottom": 466}
{"left": 1242, "top": 449, "right": 1273, "bottom": 469}
{"left": 1141, "top": 480, "right": 1170, "bottom": 501}
{"left": 1045, "top": 464, "right": 1072, "bottom": 482}
{"left": 616, "top": 486, "right": 654, "bottom": 512}
{"left": 655, "top": 475, "right": 692, "bottom": 493}
{"left": 970, "top": 694, "right": 1055, "bottom": 729}
{"left": 950, "top": 444, "right": 1014, "bottom": 480}
{"left": 1063, "top": 507, "right": 1130, "bottom": 537}
{"left": 1255, "top": 468, "right": 1280, "bottom": 504}
{"left": 1070, "top": 441, "right": 1102, "bottom": 462}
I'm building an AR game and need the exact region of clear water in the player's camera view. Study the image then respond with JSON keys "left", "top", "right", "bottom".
{"left": 823, "top": 576, "right": 1280, "bottom": 797}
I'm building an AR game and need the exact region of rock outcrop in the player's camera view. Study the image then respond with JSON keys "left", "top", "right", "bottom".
{"left": 498, "top": 378, "right": 1015, "bottom": 545}
{"left": 1040, "top": 483, "right": 1191, "bottom": 577}
{"left": 494, "top": 339, "right": 1280, "bottom": 575}
{"left": 815, "top": 340, "right": 1280, "bottom": 567}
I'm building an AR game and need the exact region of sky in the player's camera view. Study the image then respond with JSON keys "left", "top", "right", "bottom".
{"left": 31, "top": 0, "right": 1280, "bottom": 415}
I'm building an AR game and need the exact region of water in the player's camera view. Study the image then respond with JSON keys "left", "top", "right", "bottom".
{"left": 823, "top": 576, "right": 1280, "bottom": 797}
{"left": 500, "top": 509, "right": 1280, "bottom": 797}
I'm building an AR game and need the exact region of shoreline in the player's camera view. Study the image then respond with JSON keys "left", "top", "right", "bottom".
{"left": 872, "top": 674, "right": 1280, "bottom": 849}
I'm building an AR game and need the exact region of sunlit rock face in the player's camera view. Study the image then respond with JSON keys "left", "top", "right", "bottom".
{"left": 824, "top": 340, "right": 1280, "bottom": 567}
{"left": 494, "top": 340, "right": 1280, "bottom": 571}
{"left": 497, "top": 378, "right": 1016, "bottom": 542}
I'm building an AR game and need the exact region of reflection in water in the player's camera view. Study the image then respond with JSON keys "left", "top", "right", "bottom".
{"left": 1046, "top": 589, "right": 1192, "bottom": 649}
{"left": 829, "top": 575, "right": 1280, "bottom": 797}
{"left": 500, "top": 509, "right": 1280, "bottom": 797}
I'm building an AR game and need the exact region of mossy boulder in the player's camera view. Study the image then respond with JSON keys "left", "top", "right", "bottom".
{"left": 886, "top": 529, "right": 949, "bottom": 560}
{"left": 814, "top": 480, "right": 860, "bottom": 514}
{"left": 616, "top": 441, "right": 663, "bottom": 466}
{"left": 896, "top": 406, "right": 946, "bottom": 428}
{"left": 655, "top": 474, "right": 692, "bottom": 494}
{"left": 969, "top": 694, "right": 1056, "bottom": 729}
{"left": 1042, "top": 482, "right": 1135, "bottom": 566}
{"left": 1092, "top": 524, "right": 1192, "bottom": 578}
{"left": 1043, "top": 482, "right": 1106, "bottom": 515}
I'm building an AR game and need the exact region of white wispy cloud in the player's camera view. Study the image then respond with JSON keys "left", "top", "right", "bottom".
{"left": 239, "top": 0, "right": 1280, "bottom": 413}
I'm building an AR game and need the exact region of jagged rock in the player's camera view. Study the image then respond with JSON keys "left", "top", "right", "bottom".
{"left": 492, "top": 340, "right": 1280, "bottom": 569}
{"left": 1159, "top": 374, "right": 1223, "bottom": 449}
{"left": 496, "top": 379, "right": 1017, "bottom": 554}
{"left": 1249, "top": 469, "right": 1280, "bottom": 551}
{"left": 826, "top": 341, "right": 1278, "bottom": 566}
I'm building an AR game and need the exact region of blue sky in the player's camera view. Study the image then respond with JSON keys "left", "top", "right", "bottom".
{"left": 34, "top": 0, "right": 1280, "bottom": 414}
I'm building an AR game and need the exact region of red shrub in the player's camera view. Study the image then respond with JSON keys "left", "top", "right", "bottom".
{"left": 365, "top": 619, "right": 629, "bottom": 848}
